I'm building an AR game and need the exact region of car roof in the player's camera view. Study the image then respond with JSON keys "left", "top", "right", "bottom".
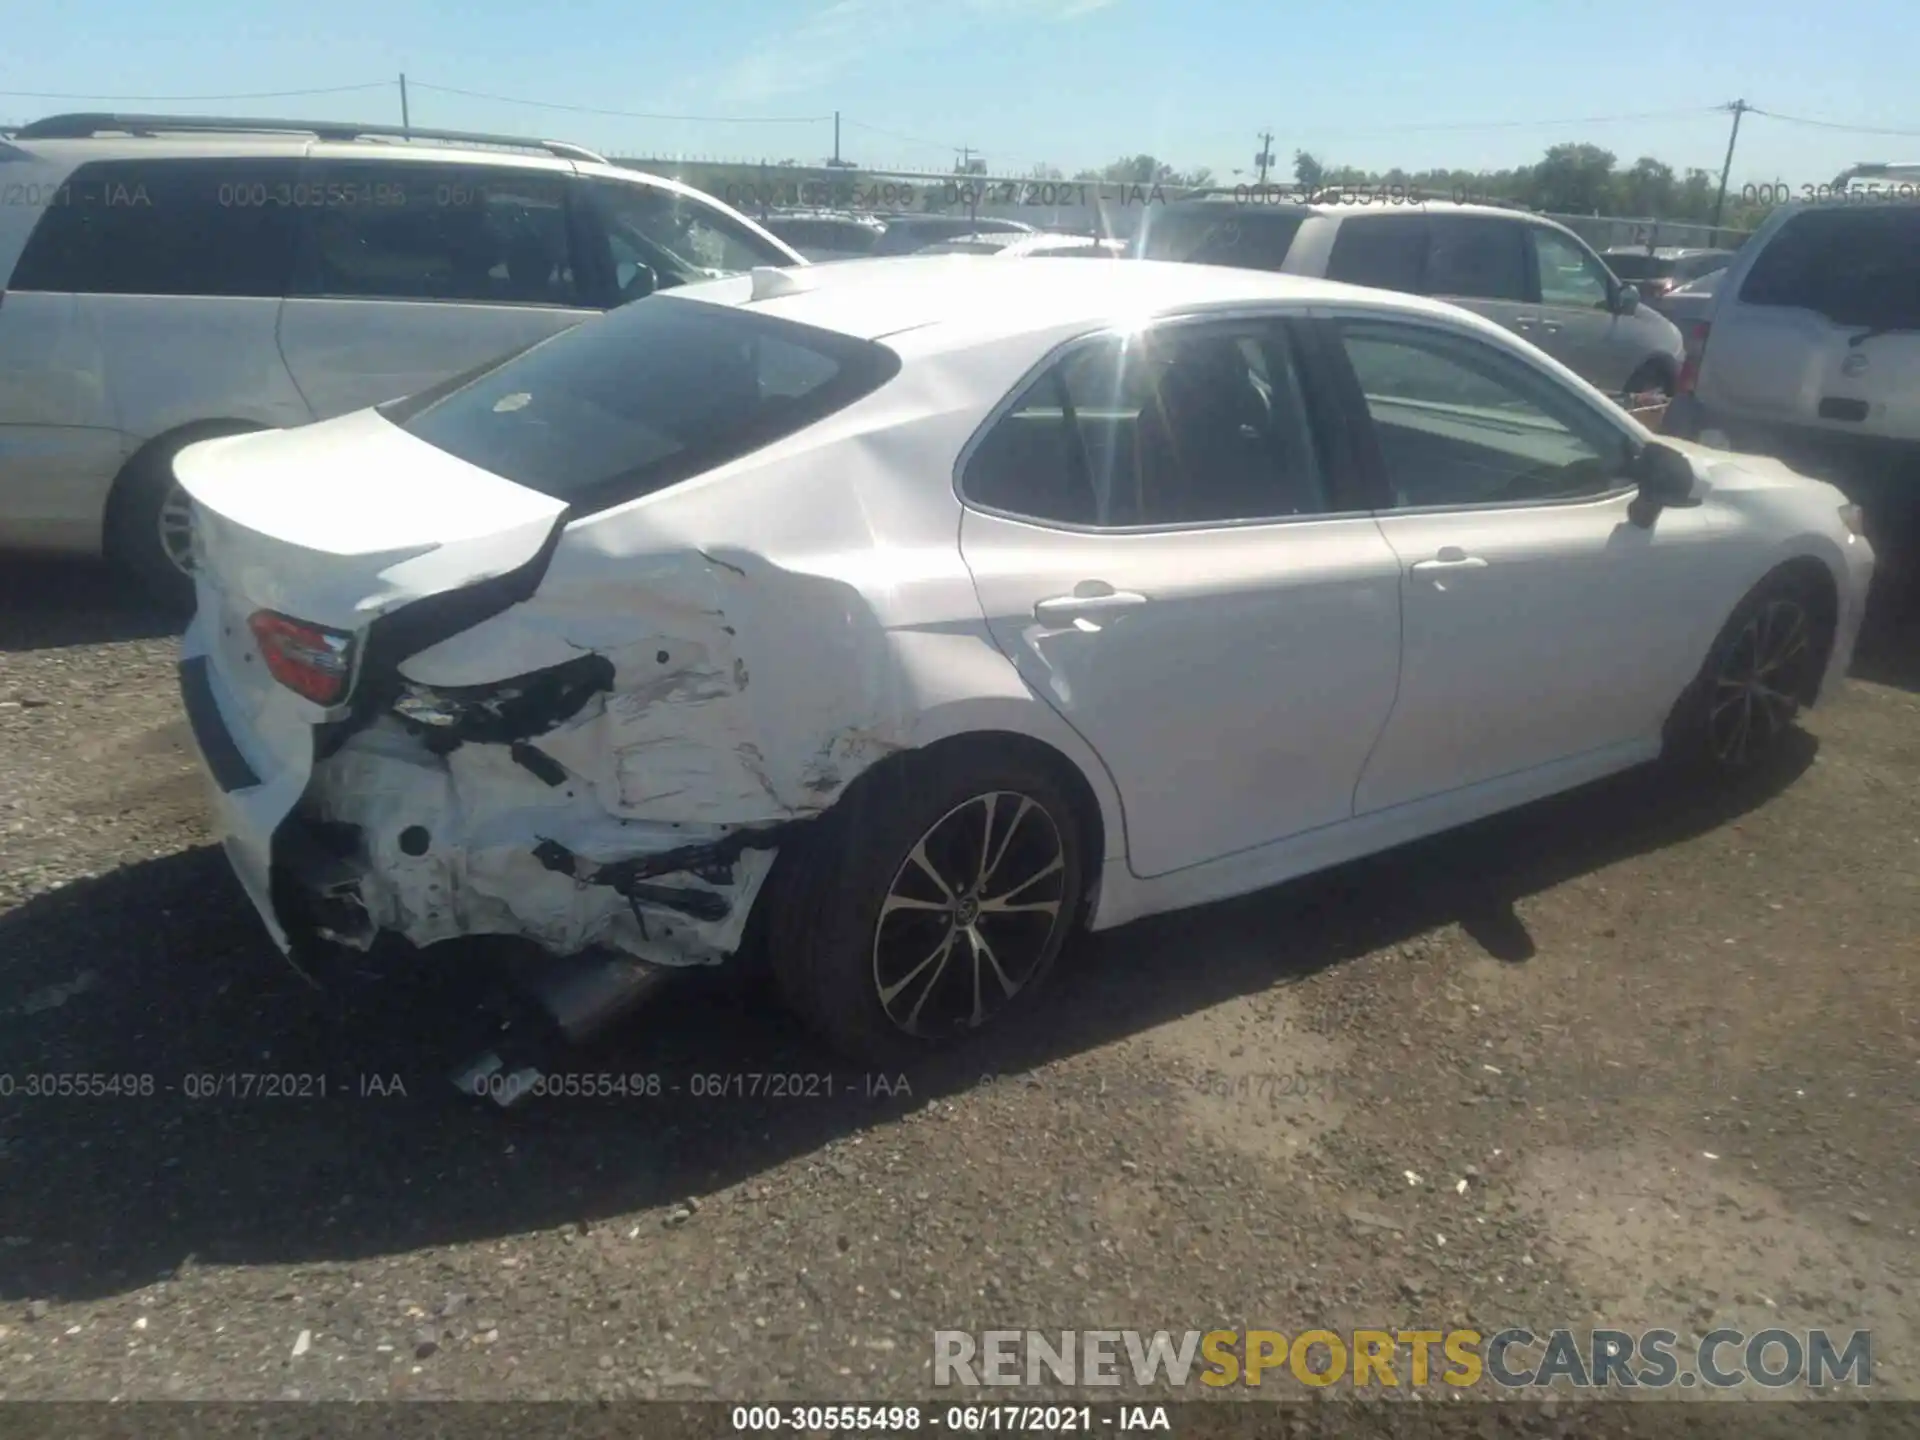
{"left": 667, "top": 255, "right": 1473, "bottom": 350}
{"left": 1167, "top": 196, "right": 1535, "bottom": 223}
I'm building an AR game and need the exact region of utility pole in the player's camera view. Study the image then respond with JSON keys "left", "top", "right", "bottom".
{"left": 399, "top": 73, "right": 411, "bottom": 136}
{"left": 833, "top": 110, "right": 841, "bottom": 166}
{"left": 1255, "top": 130, "right": 1275, "bottom": 187}
{"left": 1711, "top": 98, "right": 1748, "bottom": 246}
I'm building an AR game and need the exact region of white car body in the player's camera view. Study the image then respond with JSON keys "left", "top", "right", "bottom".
{"left": 175, "top": 258, "right": 1874, "bottom": 1000}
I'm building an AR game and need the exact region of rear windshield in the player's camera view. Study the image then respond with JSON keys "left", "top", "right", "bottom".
{"left": 1739, "top": 207, "right": 1920, "bottom": 328}
{"left": 1604, "top": 253, "right": 1678, "bottom": 281}
{"left": 1135, "top": 209, "right": 1306, "bottom": 269}
{"left": 381, "top": 296, "right": 900, "bottom": 513}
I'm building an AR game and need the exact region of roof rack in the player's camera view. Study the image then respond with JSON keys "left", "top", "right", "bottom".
{"left": 11, "top": 113, "right": 607, "bottom": 164}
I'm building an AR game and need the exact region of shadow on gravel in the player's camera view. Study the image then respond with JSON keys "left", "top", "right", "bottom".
{"left": 0, "top": 738, "right": 1812, "bottom": 1304}
{"left": 1850, "top": 564, "right": 1920, "bottom": 694}
{"left": 0, "top": 559, "right": 181, "bottom": 654}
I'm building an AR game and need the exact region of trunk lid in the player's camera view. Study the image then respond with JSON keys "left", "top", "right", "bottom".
{"left": 175, "top": 407, "right": 569, "bottom": 636}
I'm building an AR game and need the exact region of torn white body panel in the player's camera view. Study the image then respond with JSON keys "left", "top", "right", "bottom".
{"left": 306, "top": 717, "right": 778, "bottom": 964}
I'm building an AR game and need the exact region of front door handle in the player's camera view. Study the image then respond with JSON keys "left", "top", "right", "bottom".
{"left": 1410, "top": 547, "right": 1489, "bottom": 573}
{"left": 1034, "top": 588, "right": 1149, "bottom": 620}
{"left": 1512, "top": 314, "right": 1540, "bottom": 329}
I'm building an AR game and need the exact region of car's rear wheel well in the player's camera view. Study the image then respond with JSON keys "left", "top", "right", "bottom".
{"left": 103, "top": 418, "right": 268, "bottom": 605}
{"left": 890, "top": 730, "right": 1109, "bottom": 893}
{"left": 1626, "top": 356, "right": 1677, "bottom": 395}
{"left": 735, "top": 728, "right": 1110, "bottom": 981}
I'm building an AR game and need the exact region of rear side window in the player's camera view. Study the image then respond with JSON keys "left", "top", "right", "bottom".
{"left": 963, "top": 321, "right": 1330, "bottom": 528}
{"left": 382, "top": 296, "right": 899, "bottom": 513}
{"left": 1326, "top": 215, "right": 1428, "bottom": 291}
{"left": 9, "top": 158, "right": 297, "bottom": 297}
{"left": 1424, "top": 216, "right": 1527, "bottom": 302}
{"left": 290, "top": 162, "right": 586, "bottom": 306}
{"left": 1739, "top": 207, "right": 1920, "bottom": 329}
{"left": 1136, "top": 210, "right": 1304, "bottom": 270}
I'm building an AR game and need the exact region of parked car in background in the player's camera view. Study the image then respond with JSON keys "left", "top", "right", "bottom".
{"left": 0, "top": 113, "right": 804, "bottom": 605}
{"left": 917, "top": 231, "right": 1125, "bottom": 258}
{"left": 176, "top": 257, "right": 1870, "bottom": 1075}
{"left": 1602, "top": 247, "right": 1735, "bottom": 313}
{"left": 760, "top": 209, "right": 886, "bottom": 262}
{"left": 1136, "top": 197, "right": 1685, "bottom": 400}
{"left": 869, "top": 213, "right": 1035, "bottom": 256}
{"left": 1663, "top": 197, "right": 1920, "bottom": 514}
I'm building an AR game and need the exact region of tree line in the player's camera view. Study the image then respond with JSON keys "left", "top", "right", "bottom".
{"left": 1046, "top": 143, "right": 1777, "bottom": 231}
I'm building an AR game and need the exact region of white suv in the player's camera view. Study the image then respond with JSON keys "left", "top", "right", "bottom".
{"left": 1138, "top": 197, "right": 1685, "bottom": 402}
{"left": 1664, "top": 194, "right": 1920, "bottom": 521}
{"left": 0, "top": 113, "right": 805, "bottom": 604}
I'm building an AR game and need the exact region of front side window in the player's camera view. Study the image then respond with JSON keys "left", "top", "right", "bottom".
{"left": 587, "top": 179, "right": 785, "bottom": 296}
{"left": 290, "top": 162, "right": 584, "bottom": 307}
{"left": 1532, "top": 228, "right": 1612, "bottom": 310}
{"left": 1335, "top": 319, "right": 1632, "bottom": 509}
{"left": 1423, "top": 217, "right": 1527, "bottom": 302}
{"left": 383, "top": 296, "right": 899, "bottom": 513}
{"left": 9, "top": 157, "right": 298, "bottom": 298}
{"left": 962, "top": 322, "right": 1328, "bottom": 528}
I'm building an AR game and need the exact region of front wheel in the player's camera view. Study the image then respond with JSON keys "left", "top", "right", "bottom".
{"left": 1624, "top": 360, "right": 1675, "bottom": 400}
{"left": 1664, "top": 573, "right": 1832, "bottom": 775}
{"left": 767, "top": 745, "right": 1087, "bottom": 1067}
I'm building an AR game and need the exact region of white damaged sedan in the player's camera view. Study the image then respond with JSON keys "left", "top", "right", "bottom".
{"left": 175, "top": 256, "right": 1875, "bottom": 1068}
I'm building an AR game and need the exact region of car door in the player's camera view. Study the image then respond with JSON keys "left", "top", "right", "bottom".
{"left": 1421, "top": 213, "right": 1534, "bottom": 341}
{"left": 1525, "top": 223, "right": 1629, "bottom": 390}
{"left": 277, "top": 157, "right": 599, "bottom": 419}
{"left": 1315, "top": 313, "right": 1730, "bottom": 815}
{"left": 957, "top": 314, "right": 1404, "bottom": 879}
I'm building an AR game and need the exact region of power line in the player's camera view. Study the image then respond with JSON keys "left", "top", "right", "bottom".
{"left": 1747, "top": 106, "right": 1920, "bottom": 139}
{"left": 0, "top": 82, "right": 392, "bottom": 101}
{"left": 406, "top": 83, "right": 831, "bottom": 125}
{"left": 1273, "top": 107, "right": 1724, "bottom": 143}
{"left": 841, "top": 118, "right": 965, "bottom": 152}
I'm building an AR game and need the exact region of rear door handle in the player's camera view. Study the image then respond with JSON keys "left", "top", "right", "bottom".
{"left": 1512, "top": 314, "right": 1540, "bottom": 329}
{"left": 1033, "top": 589, "right": 1149, "bottom": 620}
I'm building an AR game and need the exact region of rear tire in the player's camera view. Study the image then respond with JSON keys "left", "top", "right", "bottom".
{"left": 1663, "top": 571, "right": 1833, "bottom": 776}
{"left": 105, "top": 426, "right": 257, "bottom": 613}
{"left": 765, "top": 743, "right": 1087, "bottom": 1068}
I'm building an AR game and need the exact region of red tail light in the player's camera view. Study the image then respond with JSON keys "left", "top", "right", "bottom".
{"left": 248, "top": 610, "right": 355, "bottom": 706}
{"left": 1676, "top": 321, "right": 1710, "bottom": 396}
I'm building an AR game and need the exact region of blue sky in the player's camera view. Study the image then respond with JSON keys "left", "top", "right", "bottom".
{"left": 5, "top": 0, "right": 1916, "bottom": 186}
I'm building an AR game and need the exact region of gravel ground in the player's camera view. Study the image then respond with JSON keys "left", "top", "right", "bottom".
{"left": 0, "top": 548, "right": 1915, "bottom": 1409}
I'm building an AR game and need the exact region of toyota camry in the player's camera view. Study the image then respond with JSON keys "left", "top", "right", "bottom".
{"left": 174, "top": 256, "right": 1876, "bottom": 1072}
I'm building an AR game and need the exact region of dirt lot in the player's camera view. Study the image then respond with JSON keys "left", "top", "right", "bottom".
{"left": 0, "top": 548, "right": 1915, "bottom": 1411}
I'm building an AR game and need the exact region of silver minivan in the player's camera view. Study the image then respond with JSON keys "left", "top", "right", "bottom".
{"left": 0, "top": 114, "right": 806, "bottom": 604}
{"left": 1138, "top": 198, "right": 1685, "bottom": 401}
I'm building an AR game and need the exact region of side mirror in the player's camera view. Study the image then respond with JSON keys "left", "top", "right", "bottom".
{"left": 616, "top": 261, "right": 658, "bottom": 305}
{"left": 1614, "top": 282, "right": 1641, "bottom": 316}
{"left": 1627, "top": 441, "right": 1696, "bottom": 526}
